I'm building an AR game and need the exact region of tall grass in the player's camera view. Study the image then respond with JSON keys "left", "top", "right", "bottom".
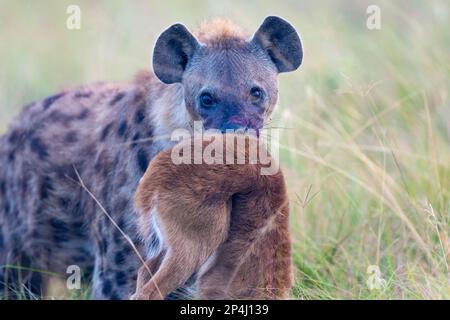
{"left": 0, "top": 0, "right": 448, "bottom": 299}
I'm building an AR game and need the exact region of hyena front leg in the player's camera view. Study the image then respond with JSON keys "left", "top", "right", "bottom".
{"left": 0, "top": 208, "right": 48, "bottom": 299}
{"left": 0, "top": 244, "right": 46, "bottom": 300}
{"left": 90, "top": 213, "right": 143, "bottom": 300}
{"left": 91, "top": 245, "right": 141, "bottom": 300}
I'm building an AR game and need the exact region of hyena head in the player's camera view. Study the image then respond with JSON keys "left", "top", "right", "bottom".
{"left": 152, "top": 16, "right": 303, "bottom": 134}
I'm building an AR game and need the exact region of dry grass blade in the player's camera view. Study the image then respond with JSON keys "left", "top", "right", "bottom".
{"left": 73, "top": 167, "right": 163, "bottom": 300}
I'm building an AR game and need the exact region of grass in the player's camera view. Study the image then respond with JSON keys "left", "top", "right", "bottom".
{"left": 0, "top": 0, "right": 449, "bottom": 299}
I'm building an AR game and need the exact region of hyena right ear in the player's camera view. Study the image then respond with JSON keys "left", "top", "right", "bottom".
{"left": 153, "top": 24, "right": 200, "bottom": 84}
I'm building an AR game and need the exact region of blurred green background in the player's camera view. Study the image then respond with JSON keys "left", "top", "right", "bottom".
{"left": 0, "top": 0, "right": 449, "bottom": 299}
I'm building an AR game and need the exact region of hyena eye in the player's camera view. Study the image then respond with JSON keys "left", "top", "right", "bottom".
{"left": 199, "top": 92, "right": 215, "bottom": 108}
{"left": 249, "top": 87, "right": 264, "bottom": 103}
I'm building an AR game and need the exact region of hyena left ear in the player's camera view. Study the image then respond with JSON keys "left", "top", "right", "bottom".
{"left": 252, "top": 16, "right": 303, "bottom": 73}
{"left": 153, "top": 23, "right": 200, "bottom": 84}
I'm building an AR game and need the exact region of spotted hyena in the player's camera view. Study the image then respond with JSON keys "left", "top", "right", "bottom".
{"left": 0, "top": 16, "right": 302, "bottom": 299}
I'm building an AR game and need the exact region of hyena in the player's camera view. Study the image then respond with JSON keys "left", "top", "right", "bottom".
{"left": 0, "top": 16, "right": 302, "bottom": 299}
{"left": 132, "top": 134, "right": 292, "bottom": 300}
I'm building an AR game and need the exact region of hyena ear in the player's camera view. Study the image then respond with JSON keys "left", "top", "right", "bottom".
{"left": 252, "top": 16, "right": 303, "bottom": 73}
{"left": 153, "top": 23, "right": 200, "bottom": 84}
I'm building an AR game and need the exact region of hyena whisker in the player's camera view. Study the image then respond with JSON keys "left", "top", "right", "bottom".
{"left": 262, "top": 126, "right": 294, "bottom": 131}
{"left": 261, "top": 117, "right": 290, "bottom": 129}
{"left": 72, "top": 167, "right": 164, "bottom": 300}
{"left": 119, "top": 134, "right": 173, "bottom": 146}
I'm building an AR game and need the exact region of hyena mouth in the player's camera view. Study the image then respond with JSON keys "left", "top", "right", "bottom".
{"left": 223, "top": 127, "right": 260, "bottom": 137}
{"left": 196, "top": 120, "right": 262, "bottom": 137}
{"left": 220, "top": 116, "right": 263, "bottom": 136}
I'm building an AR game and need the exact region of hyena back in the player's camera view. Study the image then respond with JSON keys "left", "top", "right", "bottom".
{"left": 0, "top": 17, "right": 302, "bottom": 299}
